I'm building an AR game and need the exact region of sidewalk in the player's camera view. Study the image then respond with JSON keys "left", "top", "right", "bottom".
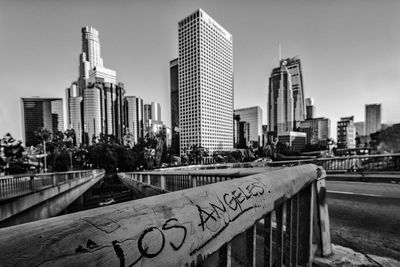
{"left": 314, "top": 244, "right": 400, "bottom": 267}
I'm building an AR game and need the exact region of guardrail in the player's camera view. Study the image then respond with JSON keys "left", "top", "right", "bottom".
{"left": 116, "top": 164, "right": 331, "bottom": 266}
{"left": 0, "top": 164, "right": 331, "bottom": 266}
{"left": 158, "top": 153, "right": 400, "bottom": 173}
{"left": 0, "top": 169, "right": 104, "bottom": 201}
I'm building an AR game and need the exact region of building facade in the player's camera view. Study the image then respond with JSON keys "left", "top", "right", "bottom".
{"left": 365, "top": 104, "right": 381, "bottom": 135}
{"left": 234, "top": 106, "right": 263, "bottom": 147}
{"left": 151, "top": 102, "right": 161, "bottom": 122}
{"left": 21, "top": 98, "right": 64, "bottom": 146}
{"left": 67, "top": 26, "right": 126, "bottom": 144}
{"left": 299, "top": 117, "right": 331, "bottom": 145}
{"left": 170, "top": 58, "right": 180, "bottom": 155}
{"left": 268, "top": 57, "right": 305, "bottom": 139}
{"left": 354, "top": 121, "right": 365, "bottom": 136}
{"left": 337, "top": 116, "right": 356, "bottom": 149}
{"left": 124, "top": 96, "right": 144, "bottom": 144}
{"left": 178, "top": 9, "right": 233, "bottom": 155}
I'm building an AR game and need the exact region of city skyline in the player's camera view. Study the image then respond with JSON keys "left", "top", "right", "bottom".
{"left": 1, "top": 0, "right": 399, "bottom": 141}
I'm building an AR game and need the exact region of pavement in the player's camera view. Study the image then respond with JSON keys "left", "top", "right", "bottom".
{"left": 314, "top": 244, "right": 400, "bottom": 267}
{"left": 326, "top": 180, "right": 400, "bottom": 262}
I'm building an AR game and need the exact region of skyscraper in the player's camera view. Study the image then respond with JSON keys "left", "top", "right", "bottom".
{"left": 170, "top": 58, "right": 180, "bottom": 154}
{"left": 21, "top": 98, "right": 64, "bottom": 146}
{"left": 305, "top": 97, "right": 315, "bottom": 120}
{"left": 67, "top": 26, "right": 125, "bottom": 144}
{"left": 151, "top": 102, "right": 161, "bottom": 121}
{"left": 268, "top": 60, "right": 294, "bottom": 136}
{"left": 365, "top": 104, "right": 381, "bottom": 135}
{"left": 65, "top": 82, "right": 82, "bottom": 145}
{"left": 234, "top": 106, "right": 263, "bottom": 147}
{"left": 268, "top": 57, "right": 305, "bottom": 139}
{"left": 178, "top": 9, "right": 233, "bottom": 155}
{"left": 124, "top": 96, "right": 144, "bottom": 144}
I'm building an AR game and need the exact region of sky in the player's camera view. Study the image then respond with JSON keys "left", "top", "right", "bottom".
{"left": 1, "top": 0, "right": 399, "bottom": 141}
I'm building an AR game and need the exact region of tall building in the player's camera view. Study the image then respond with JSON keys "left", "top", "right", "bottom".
{"left": 67, "top": 26, "right": 126, "bottom": 144}
{"left": 170, "top": 58, "right": 180, "bottom": 155}
{"left": 178, "top": 9, "right": 233, "bottom": 155}
{"left": 151, "top": 102, "right": 161, "bottom": 121}
{"left": 143, "top": 104, "right": 152, "bottom": 135}
{"left": 234, "top": 106, "right": 263, "bottom": 147}
{"left": 354, "top": 121, "right": 365, "bottom": 136}
{"left": 83, "top": 80, "right": 125, "bottom": 142}
{"left": 21, "top": 98, "right": 64, "bottom": 146}
{"left": 268, "top": 57, "right": 305, "bottom": 138}
{"left": 268, "top": 60, "right": 293, "bottom": 136}
{"left": 299, "top": 117, "right": 331, "bottom": 145}
{"left": 365, "top": 104, "right": 381, "bottom": 135}
{"left": 124, "top": 96, "right": 144, "bottom": 144}
{"left": 305, "top": 97, "right": 315, "bottom": 120}
{"left": 337, "top": 116, "right": 356, "bottom": 149}
{"left": 65, "top": 82, "right": 83, "bottom": 145}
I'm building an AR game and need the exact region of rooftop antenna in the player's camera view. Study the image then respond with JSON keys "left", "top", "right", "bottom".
{"left": 278, "top": 43, "right": 282, "bottom": 61}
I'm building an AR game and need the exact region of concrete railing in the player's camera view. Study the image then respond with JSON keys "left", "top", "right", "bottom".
{"left": 0, "top": 164, "right": 330, "bottom": 266}
{"left": 118, "top": 164, "right": 332, "bottom": 266}
{"left": 159, "top": 153, "right": 400, "bottom": 173}
{"left": 0, "top": 169, "right": 104, "bottom": 201}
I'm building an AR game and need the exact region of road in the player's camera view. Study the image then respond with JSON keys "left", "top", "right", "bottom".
{"left": 326, "top": 180, "right": 400, "bottom": 261}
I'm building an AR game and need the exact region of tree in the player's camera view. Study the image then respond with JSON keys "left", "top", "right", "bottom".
{"left": 0, "top": 133, "right": 26, "bottom": 174}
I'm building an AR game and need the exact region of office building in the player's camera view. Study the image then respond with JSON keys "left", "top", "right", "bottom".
{"left": 151, "top": 102, "right": 161, "bottom": 122}
{"left": 21, "top": 98, "right": 64, "bottom": 146}
{"left": 83, "top": 80, "right": 125, "bottom": 142}
{"left": 65, "top": 82, "right": 83, "bottom": 145}
{"left": 170, "top": 58, "right": 180, "bottom": 155}
{"left": 354, "top": 121, "right": 365, "bottom": 136}
{"left": 234, "top": 106, "right": 263, "bottom": 147}
{"left": 124, "top": 96, "right": 144, "bottom": 144}
{"left": 299, "top": 117, "right": 331, "bottom": 145}
{"left": 268, "top": 57, "right": 305, "bottom": 138}
{"left": 337, "top": 116, "right": 356, "bottom": 149}
{"left": 365, "top": 104, "right": 381, "bottom": 135}
{"left": 238, "top": 121, "right": 250, "bottom": 148}
{"left": 67, "top": 26, "right": 126, "bottom": 144}
{"left": 278, "top": 132, "right": 306, "bottom": 153}
{"left": 178, "top": 9, "right": 233, "bottom": 155}
{"left": 305, "top": 98, "right": 315, "bottom": 120}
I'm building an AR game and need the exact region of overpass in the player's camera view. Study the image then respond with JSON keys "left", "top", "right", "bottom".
{"left": 0, "top": 169, "right": 105, "bottom": 227}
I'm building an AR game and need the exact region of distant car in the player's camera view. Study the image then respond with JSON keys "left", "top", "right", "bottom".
{"left": 99, "top": 198, "right": 115, "bottom": 206}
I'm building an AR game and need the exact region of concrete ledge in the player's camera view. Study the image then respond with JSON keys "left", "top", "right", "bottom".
{"left": 313, "top": 244, "right": 400, "bottom": 267}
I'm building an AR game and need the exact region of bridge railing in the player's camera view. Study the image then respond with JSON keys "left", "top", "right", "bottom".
{"left": 117, "top": 164, "right": 331, "bottom": 266}
{"left": 157, "top": 153, "right": 400, "bottom": 173}
{"left": 0, "top": 169, "right": 104, "bottom": 201}
{"left": 269, "top": 153, "right": 400, "bottom": 172}
{"left": 0, "top": 164, "right": 331, "bottom": 266}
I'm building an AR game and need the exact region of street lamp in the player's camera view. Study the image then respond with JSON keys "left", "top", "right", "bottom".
{"left": 43, "top": 139, "right": 47, "bottom": 173}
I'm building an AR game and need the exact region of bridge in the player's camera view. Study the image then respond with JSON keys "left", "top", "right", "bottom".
{"left": 0, "top": 154, "right": 398, "bottom": 266}
{"left": 0, "top": 169, "right": 105, "bottom": 227}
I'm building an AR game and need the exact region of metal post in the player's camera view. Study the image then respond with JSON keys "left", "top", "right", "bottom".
{"left": 43, "top": 140, "right": 47, "bottom": 173}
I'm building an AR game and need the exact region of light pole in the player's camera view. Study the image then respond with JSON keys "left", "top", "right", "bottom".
{"left": 43, "top": 140, "right": 47, "bottom": 173}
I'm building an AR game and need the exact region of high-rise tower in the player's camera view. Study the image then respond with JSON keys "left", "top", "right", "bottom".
{"left": 268, "top": 60, "right": 294, "bottom": 136}
{"left": 365, "top": 104, "right": 381, "bottom": 135}
{"left": 268, "top": 57, "right": 305, "bottom": 138}
{"left": 67, "top": 27, "right": 125, "bottom": 144}
{"left": 178, "top": 9, "right": 234, "bottom": 155}
{"left": 170, "top": 58, "right": 179, "bottom": 155}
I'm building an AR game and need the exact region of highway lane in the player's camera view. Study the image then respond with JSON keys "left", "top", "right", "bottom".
{"left": 326, "top": 180, "right": 400, "bottom": 261}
